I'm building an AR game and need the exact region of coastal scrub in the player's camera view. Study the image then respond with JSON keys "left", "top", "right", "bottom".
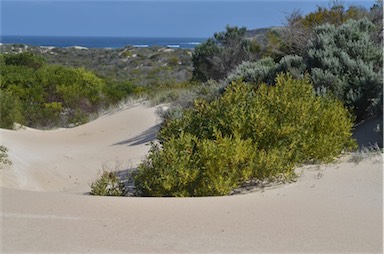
{"left": 133, "top": 74, "right": 357, "bottom": 197}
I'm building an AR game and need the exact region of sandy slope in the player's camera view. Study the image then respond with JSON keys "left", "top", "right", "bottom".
{"left": 0, "top": 103, "right": 161, "bottom": 193}
{"left": 0, "top": 103, "right": 383, "bottom": 253}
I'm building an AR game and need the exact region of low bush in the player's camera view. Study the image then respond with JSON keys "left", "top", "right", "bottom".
{"left": 134, "top": 74, "right": 356, "bottom": 197}
{"left": 228, "top": 55, "right": 306, "bottom": 86}
{"left": 168, "top": 57, "right": 180, "bottom": 66}
{"left": 133, "top": 136, "right": 200, "bottom": 197}
{"left": 0, "top": 90, "right": 24, "bottom": 129}
{"left": 90, "top": 168, "right": 126, "bottom": 196}
{"left": 0, "top": 145, "right": 12, "bottom": 168}
{"left": 103, "top": 80, "right": 138, "bottom": 105}
{"left": 133, "top": 132, "right": 258, "bottom": 197}
{"left": 307, "top": 18, "right": 383, "bottom": 119}
{"left": 227, "top": 57, "right": 276, "bottom": 85}
{"left": 3, "top": 52, "right": 45, "bottom": 70}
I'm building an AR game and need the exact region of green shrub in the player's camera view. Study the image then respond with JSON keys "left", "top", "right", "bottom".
{"left": 274, "top": 55, "right": 306, "bottom": 80}
{"left": 228, "top": 55, "right": 306, "bottom": 86}
{"left": 0, "top": 145, "right": 12, "bottom": 168}
{"left": 68, "top": 109, "right": 89, "bottom": 126}
{"left": 0, "top": 65, "right": 38, "bottom": 89}
{"left": 134, "top": 132, "right": 258, "bottom": 197}
{"left": 168, "top": 57, "right": 179, "bottom": 66}
{"left": 134, "top": 74, "right": 356, "bottom": 197}
{"left": 0, "top": 90, "right": 24, "bottom": 129}
{"left": 103, "top": 80, "right": 137, "bottom": 104}
{"left": 192, "top": 132, "right": 256, "bottom": 196}
{"left": 133, "top": 135, "right": 200, "bottom": 197}
{"left": 90, "top": 168, "right": 126, "bottom": 196}
{"left": 307, "top": 18, "right": 382, "bottom": 119}
{"left": 121, "top": 49, "right": 132, "bottom": 58}
{"left": 227, "top": 57, "right": 276, "bottom": 85}
{"left": 53, "top": 66, "right": 105, "bottom": 110}
{"left": 1, "top": 55, "right": 107, "bottom": 128}
{"left": 3, "top": 52, "right": 45, "bottom": 70}
{"left": 160, "top": 74, "right": 357, "bottom": 159}
{"left": 192, "top": 26, "right": 257, "bottom": 82}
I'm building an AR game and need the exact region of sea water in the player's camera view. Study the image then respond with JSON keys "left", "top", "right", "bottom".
{"left": 0, "top": 36, "right": 206, "bottom": 49}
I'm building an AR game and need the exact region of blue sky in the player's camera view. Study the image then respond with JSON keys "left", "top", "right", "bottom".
{"left": 1, "top": 0, "right": 376, "bottom": 37}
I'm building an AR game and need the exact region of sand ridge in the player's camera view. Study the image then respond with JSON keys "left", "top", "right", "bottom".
{"left": 0, "top": 102, "right": 161, "bottom": 192}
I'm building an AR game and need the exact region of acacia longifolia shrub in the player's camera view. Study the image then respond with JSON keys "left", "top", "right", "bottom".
{"left": 134, "top": 74, "right": 356, "bottom": 197}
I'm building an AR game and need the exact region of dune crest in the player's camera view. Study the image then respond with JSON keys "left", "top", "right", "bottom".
{"left": 0, "top": 103, "right": 161, "bottom": 193}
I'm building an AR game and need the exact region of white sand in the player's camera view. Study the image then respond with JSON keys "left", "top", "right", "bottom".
{"left": 0, "top": 102, "right": 383, "bottom": 253}
{"left": 0, "top": 103, "right": 161, "bottom": 193}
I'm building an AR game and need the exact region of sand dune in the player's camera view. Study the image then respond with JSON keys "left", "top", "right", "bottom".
{"left": 0, "top": 102, "right": 383, "bottom": 253}
{"left": 0, "top": 103, "right": 161, "bottom": 193}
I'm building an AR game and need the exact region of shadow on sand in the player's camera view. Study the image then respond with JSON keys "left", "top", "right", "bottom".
{"left": 112, "top": 124, "right": 161, "bottom": 147}
{"left": 353, "top": 116, "right": 383, "bottom": 149}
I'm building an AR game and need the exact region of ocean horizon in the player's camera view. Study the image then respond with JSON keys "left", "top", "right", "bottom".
{"left": 0, "top": 35, "right": 207, "bottom": 49}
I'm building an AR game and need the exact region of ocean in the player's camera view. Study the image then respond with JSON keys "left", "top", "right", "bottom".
{"left": 0, "top": 36, "right": 207, "bottom": 49}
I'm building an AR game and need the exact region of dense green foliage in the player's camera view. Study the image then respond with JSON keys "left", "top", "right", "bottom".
{"left": 3, "top": 52, "right": 46, "bottom": 69}
{"left": 133, "top": 74, "right": 356, "bottom": 197}
{"left": 0, "top": 52, "right": 138, "bottom": 129}
{"left": 192, "top": 26, "right": 260, "bottom": 82}
{"left": 0, "top": 90, "right": 24, "bottom": 129}
{"left": 102, "top": 80, "right": 139, "bottom": 105}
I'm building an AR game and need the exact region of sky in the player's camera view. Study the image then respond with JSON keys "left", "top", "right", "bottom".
{"left": 0, "top": 0, "right": 377, "bottom": 38}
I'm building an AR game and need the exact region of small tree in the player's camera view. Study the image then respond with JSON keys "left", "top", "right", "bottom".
{"left": 192, "top": 26, "right": 259, "bottom": 82}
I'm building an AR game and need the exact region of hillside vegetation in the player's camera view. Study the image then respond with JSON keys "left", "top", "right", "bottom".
{"left": 0, "top": 52, "right": 140, "bottom": 128}
{"left": 0, "top": 45, "right": 193, "bottom": 86}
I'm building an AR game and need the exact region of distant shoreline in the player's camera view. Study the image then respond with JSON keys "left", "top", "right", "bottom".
{"left": 0, "top": 35, "right": 207, "bottom": 49}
